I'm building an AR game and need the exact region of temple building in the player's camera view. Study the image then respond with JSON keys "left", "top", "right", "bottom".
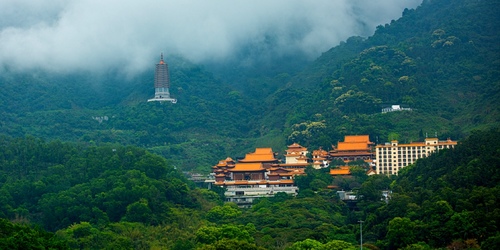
{"left": 329, "top": 135, "right": 374, "bottom": 163}
{"left": 311, "top": 147, "right": 329, "bottom": 169}
{"left": 375, "top": 137, "right": 457, "bottom": 175}
{"left": 211, "top": 145, "right": 309, "bottom": 208}
{"left": 283, "top": 143, "right": 309, "bottom": 163}
{"left": 148, "top": 53, "right": 177, "bottom": 103}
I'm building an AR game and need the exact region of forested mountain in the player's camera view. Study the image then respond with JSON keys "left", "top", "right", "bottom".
{"left": 1, "top": 0, "right": 500, "bottom": 248}
{"left": 262, "top": 0, "right": 500, "bottom": 148}
{"left": 0, "top": 0, "right": 498, "bottom": 170}
{"left": 0, "top": 57, "right": 263, "bottom": 172}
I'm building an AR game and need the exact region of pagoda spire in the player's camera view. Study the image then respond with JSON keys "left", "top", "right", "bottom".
{"left": 159, "top": 53, "right": 165, "bottom": 64}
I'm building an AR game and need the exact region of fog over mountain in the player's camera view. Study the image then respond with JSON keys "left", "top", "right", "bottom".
{"left": 0, "top": 0, "right": 421, "bottom": 75}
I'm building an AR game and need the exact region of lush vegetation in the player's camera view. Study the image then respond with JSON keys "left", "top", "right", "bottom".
{"left": 0, "top": 0, "right": 499, "bottom": 249}
{"left": 1, "top": 129, "right": 499, "bottom": 249}
{"left": 264, "top": 0, "right": 500, "bottom": 149}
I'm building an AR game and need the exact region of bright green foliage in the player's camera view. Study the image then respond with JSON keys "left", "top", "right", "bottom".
{"left": 205, "top": 203, "right": 242, "bottom": 223}
{"left": 195, "top": 224, "right": 255, "bottom": 246}
{"left": 287, "top": 239, "right": 323, "bottom": 250}
{"left": 286, "top": 239, "right": 356, "bottom": 250}
{"left": 322, "top": 240, "right": 357, "bottom": 250}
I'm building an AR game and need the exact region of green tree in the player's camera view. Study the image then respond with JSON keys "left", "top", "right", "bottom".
{"left": 386, "top": 217, "right": 417, "bottom": 249}
{"left": 287, "top": 238, "right": 323, "bottom": 250}
{"left": 323, "top": 240, "right": 356, "bottom": 250}
{"left": 205, "top": 203, "right": 242, "bottom": 223}
{"left": 122, "top": 198, "right": 153, "bottom": 224}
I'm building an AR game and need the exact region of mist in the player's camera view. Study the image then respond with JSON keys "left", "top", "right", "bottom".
{"left": 0, "top": 0, "right": 422, "bottom": 75}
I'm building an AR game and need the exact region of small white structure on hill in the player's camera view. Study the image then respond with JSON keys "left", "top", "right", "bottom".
{"left": 382, "top": 105, "right": 411, "bottom": 113}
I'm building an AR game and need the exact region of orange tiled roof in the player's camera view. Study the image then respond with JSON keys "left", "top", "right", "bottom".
{"left": 239, "top": 148, "right": 277, "bottom": 162}
{"left": 337, "top": 142, "right": 369, "bottom": 151}
{"left": 230, "top": 163, "right": 264, "bottom": 171}
{"left": 239, "top": 154, "right": 276, "bottom": 162}
{"left": 268, "top": 179, "right": 295, "bottom": 185}
{"left": 330, "top": 166, "right": 351, "bottom": 175}
{"left": 254, "top": 148, "right": 274, "bottom": 154}
{"left": 344, "top": 135, "right": 371, "bottom": 143}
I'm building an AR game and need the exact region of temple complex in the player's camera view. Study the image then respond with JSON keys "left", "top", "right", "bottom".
{"left": 212, "top": 144, "right": 309, "bottom": 207}
{"left": 148, "top": 53, "right": 177, "bottom": 103}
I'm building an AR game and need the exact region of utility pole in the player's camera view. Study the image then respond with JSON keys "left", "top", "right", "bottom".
{"left": 358, "top": 220, "right": 364, "bottom": 250}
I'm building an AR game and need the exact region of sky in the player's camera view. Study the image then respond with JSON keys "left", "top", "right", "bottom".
{"left": 0, "top": 0, "right": 422, "bottom": 75}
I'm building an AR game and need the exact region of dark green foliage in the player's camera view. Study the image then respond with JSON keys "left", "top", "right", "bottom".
{"left": 294, "top": 166, "right": 333, "bottom": 192}
{"left": 264, "top": 0, "right": 500, "bottom": 149}
{"left": 0, "top": 0, "right": 498, "bottom": 249}
{"left": 0, "top": 136, "right": 203, "bottom": 231}
{"left": 362, "top": 128, "right": 500, "bottom": 248}
{"left": 0, "top": 218, "right": 67, "bottom": 249}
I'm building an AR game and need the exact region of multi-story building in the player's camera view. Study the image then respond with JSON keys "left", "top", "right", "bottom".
{"left": 375, "top": 138, "right": 457, "bottom": 175}
{"left": 284, "top": 143, "right": 309, "bottom": 163}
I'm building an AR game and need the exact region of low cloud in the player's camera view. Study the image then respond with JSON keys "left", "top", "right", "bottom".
{"left": 0, "top": 0, "right": 422, "bottom": 75}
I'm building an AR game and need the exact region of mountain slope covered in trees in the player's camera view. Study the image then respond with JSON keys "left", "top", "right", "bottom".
{"left": 0, "top": 0, "right": 499, "bottom": 248}
{"left": 0, "top": 57, "right": 264, "bottom": 172}
{"left": 0, "top": 0, "right": 498, "bottom": 171}
{"left": 263, "top": 0, "right": 500, "bottom": 149}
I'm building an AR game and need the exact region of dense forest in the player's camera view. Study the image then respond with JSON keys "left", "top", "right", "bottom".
{"left": 1, "top": 129, "right": 499, "bottom": 249}
{"left": 1, "top": 0, "right": 499, "bottom": 249}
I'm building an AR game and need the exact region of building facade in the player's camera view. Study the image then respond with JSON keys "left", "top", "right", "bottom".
{"left": 375, "top": 138, "right": 457, "bottom": 175}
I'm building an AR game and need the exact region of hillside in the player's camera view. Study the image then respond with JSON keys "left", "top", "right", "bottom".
{"left": 0, "top": 0, "right": 498, "bottom": 171}
{"left": 0, "top": 56, "right": 265, "bottom": 172}
{"left": 262, "top": 0, "right": 500, "bottom": 148}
